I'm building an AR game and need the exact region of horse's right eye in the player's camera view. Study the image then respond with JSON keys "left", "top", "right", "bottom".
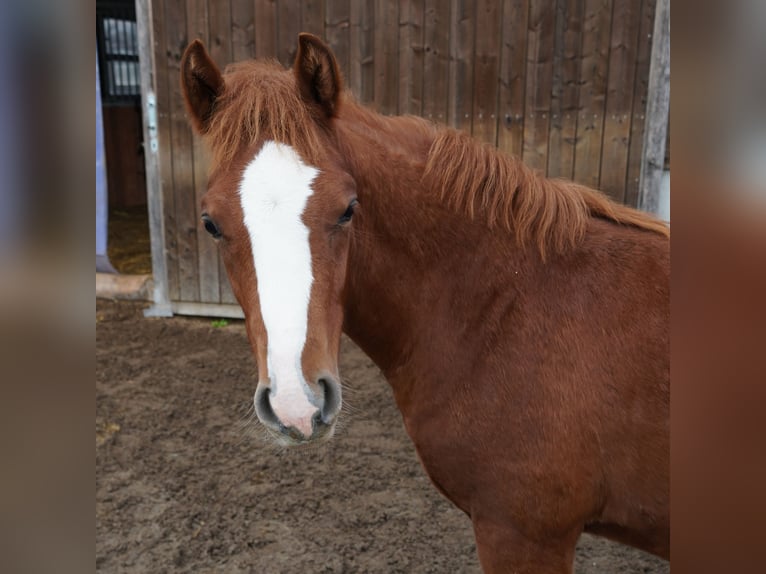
{"left": 202, "top": 214, "right": 222, "bottom": 239}
{"left": 337, "top": 199, "right": 358, "bottom": 225}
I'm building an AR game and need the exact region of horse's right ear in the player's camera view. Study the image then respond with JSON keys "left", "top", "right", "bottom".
{"left": 180, "top": 40, "right": 224, "bottom": 134}
{"left": 293, "top": 33, "right": 342, "bottom": 118}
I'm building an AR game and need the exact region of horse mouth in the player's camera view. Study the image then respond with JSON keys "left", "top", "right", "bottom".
{"left": 265, "top": 420, "right": 337, "bottom": 447}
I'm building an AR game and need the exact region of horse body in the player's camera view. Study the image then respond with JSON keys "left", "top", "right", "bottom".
{"left": 336, "top": 109, "right": 670, "bottom": 566}
{"left": 180, "top": 34, "right": 669, "bottom": 572}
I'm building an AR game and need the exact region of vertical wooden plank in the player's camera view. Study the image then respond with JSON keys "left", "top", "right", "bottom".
{"left": 349, "top": 0, "right": 373, "bottom": 102}
{"left": 301, "top": 0, "right": 326, "bottom": 37}
{"left": 197, "top": 142, "right": 226, "bottom": 304}
{"left": 448, "top": 0, "right": 474, "bottom": 132}
{"left": 471, "top": 0, "right": 501, "bottom": 144}
{"left": 166, "top": 0, "right": 200, "bottom": 302}
{"left": 599, "top": 0, "right": 642, "bottom": 202}
{"left": 638, "top": 0, "right": 668, "bottom": 214}
{"left": 422, "top": 0, "right": 450, "bottom": 124}
{"left": 137, "top": 0, "right": 172, "bottom": 315}
{"left": 624, "top": 0, "right": 655, "bottom": 207}
{"left": 374, "top": 0, "right": 400, "bottom": 114}
{"left": 277, "top": 0, "right": 301, "bottom": 67}
{"left": 187, "top": 0, "right": 221, "bottom": 304}
{"left": 326, "top": 0, "right": 351, "bottom": 81}
{"left": 496, "top": 0, "right": 529, "bottom": 158}
{"left": 398, "top": 0, "right": 425, "bottom": 116}
{"left": 522, "top": 0, "right": 555, "bottom": 172}
{"left": 231, "top": 0, "right": 255, "bottom": 61}
{"left": 547, "top": 0, "right": 583, "bottom": 180}
{"left": 153, "top": 0, "right": 181, "bottom": 302}
{"left": 208, "top": 0, "right": 233, "bottom": 67}
{"left": 255, "top": 0, "right": 278, "bottom": 58}
{"left": 573, "top": 0, "right": 613, "bottom": 189}
{"left": 356, "top": 0, "right": 375, "bottom": 103}
{"left": 348, "top": 0, "right": 362, "bottom": 96}
{"left": 207, "top": 0, "right": 239, "bottom": 304}
{"left": 187, "top": 1, "right": 209, "bottom": 46}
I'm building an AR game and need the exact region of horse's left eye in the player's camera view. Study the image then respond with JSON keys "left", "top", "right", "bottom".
{"left": 201, "top": 214, "right": 222, "bottom": 239}
{"left": 338, "top": 199, "right": 358, "bottom": 225}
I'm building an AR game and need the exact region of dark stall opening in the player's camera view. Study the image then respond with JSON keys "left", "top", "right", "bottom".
{"left": 98, "top": 0, "right": 151, "bottom": 275}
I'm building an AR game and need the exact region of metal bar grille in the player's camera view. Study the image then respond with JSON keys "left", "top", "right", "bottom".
{"left": 97, "top": 0, "right": 140, "bottom": 105}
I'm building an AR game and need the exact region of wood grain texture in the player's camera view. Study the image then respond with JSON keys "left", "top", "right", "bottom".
{"left": 374, "top": 0, "right": 400, "bottom": 114}
{"left": 277, "top": 0, "right": 301, "bottom": 67}
{"left": 231, "top": 0, "right": 255, "bottom": 61}
{"left": 547, "top": 0, "right": 583, "bottom": 180}
{"left": 138, "top": 0, "right": 172, "bottom": 313}
{"left": 171, "top": 301, "right": 245, "bottom": 319}
{"left": 187, "top": 0, "right": 220, "bottom": 303}
{"left": 255, "top": 0, "right": 278, "bottom": 58}
{"left": 153, "top": 0, "right": 181, "bottom": 301}
{"left": 167, "top": 0, "right": 199, "bottom": 302}
{"left": 148, "top": 0, "right": 660, "bottom": 309}
{"left": 398, "top": 0, "right": 425, "bottom": 115}
{"left": 522, "top": 0, "right": 555, "bottom": 171}
{"left": 573, "top": 0, "right": 614, "bottom": 189}
{"left": 102, "top": 107, "right": 147, "bottom": 209}
{"left": 638, "top": 0, "right": 668, "bottom": 214}
{"left": 497, "top": 0, "right": 529, "bottom": 159}
{"left": 448, "top": 0, "right": 474, "bottom": 132}
{"left": 422, "top": 0, "right": 450, "bottom": 124}
{"left": 600, "top": 0, "right": 642, "bottom": 201}
{"left": 349, "top": 0, "right": 374, "bottom": 103}
{"left": 302, "top": 0, "right": 326, "bottom": 37}
{"left": 207, "top": 0, "right": 238, "bottom": 304}
{"left": 207, "top": 0, "right": 232, "bottom": 65}
{"left": 326, "top": 0, "right": 351, "bottom": 81}
{"left": 625, "top": 0, "right": 655, "bottom": 207}
{"left": 472, "top": 0, "right": 501, "bottom": 144}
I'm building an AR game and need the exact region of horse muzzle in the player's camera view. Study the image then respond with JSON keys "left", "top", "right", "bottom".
{"left": 254, "top": 374, "right": 342, "bottom": 443}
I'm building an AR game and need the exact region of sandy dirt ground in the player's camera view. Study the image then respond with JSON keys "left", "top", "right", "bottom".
{"left": 96, "top": 299, "right": 669, "bottom": 573}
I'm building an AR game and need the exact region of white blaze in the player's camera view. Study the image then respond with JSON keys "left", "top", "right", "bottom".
{"left": 239, "top": 141, "right": 318, "bottom": 436}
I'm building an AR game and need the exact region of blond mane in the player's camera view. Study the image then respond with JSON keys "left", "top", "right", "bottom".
{"left": 423, "top": 129, "right": 669, "bottom": 257}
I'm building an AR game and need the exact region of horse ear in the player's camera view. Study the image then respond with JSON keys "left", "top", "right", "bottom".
{"left": 180, "top": 40, "right": 224, "bottom": 133}
{"left": 293, "top": 33, "right": 342, "bottom": 118}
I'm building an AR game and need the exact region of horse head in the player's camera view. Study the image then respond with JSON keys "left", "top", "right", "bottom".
{"left": 180, "top": 35, "right": 354, "bottom": 445}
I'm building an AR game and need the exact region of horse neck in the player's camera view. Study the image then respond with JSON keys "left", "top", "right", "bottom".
{"left": 333, "top": 107, "right": 526, "bottom": 399}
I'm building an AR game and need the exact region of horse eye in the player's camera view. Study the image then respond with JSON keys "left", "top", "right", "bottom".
{"left": 201, "top": 214, "right": 222, "bottom": 239}
{"left": 338, "top": 199, "right": 358, "bottom": 225}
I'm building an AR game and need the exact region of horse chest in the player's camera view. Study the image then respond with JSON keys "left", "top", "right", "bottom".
{"left": 393, "top": 391, "right": 485, "bottom": 514}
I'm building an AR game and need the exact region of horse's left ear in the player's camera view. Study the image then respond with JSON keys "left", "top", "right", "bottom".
{"left": 293, "top": 33, "right": 342, "bottom": 118}
{"left": 180, "top": 40, "right": 224, "bottom": 134}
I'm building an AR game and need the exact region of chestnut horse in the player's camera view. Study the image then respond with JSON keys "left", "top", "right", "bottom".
{"left": 180, "top": 34, "right": 669, "bottom": 573}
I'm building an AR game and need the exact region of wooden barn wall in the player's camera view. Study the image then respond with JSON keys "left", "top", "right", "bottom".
{"left": 151, "top": 0, "right": 657, "bottom": 305}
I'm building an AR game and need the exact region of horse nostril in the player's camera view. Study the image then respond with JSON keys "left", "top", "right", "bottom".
{"left": 317, "top": 376, "right": 342, "bottom": 423}
{"left": 254, "top": 385, "right": 281, "bottom": 430}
